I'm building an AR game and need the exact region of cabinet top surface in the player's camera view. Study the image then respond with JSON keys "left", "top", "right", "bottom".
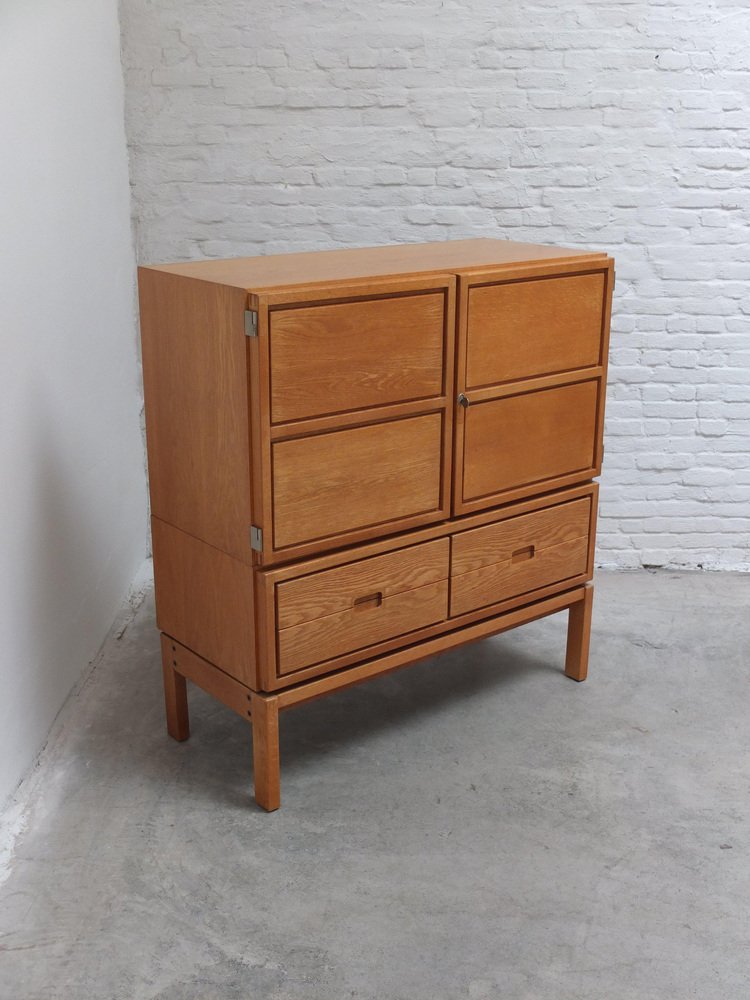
{"left": 140, "top": 238, "right": 609, "bottom": 294}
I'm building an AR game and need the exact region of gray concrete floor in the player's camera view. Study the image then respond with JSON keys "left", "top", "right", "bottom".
{"left": 0, "top": 571, "right": 748, "bottom": 1000}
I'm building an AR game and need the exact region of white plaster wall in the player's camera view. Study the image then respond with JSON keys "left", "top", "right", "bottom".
{"left": 0, "top": 0, "right": 148, "bottom": 807}
{"left": 121, "top": 0, "right": 750, "bottom": 571}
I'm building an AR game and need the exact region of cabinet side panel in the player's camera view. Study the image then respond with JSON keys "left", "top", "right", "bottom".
{"left": 152, "top": 518, "right": 257, "bottom": 688}
{"left": 138, "top": 268, "right": 251, "bottom": 562}
{"left": 594, "top": 260, "right": 615, "bottom": 470}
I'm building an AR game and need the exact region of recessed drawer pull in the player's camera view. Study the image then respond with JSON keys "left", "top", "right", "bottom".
{"left": 511, "top": 545, "right": 535, "bottom": 564}
{"left": 353, "top": 591, "right": 383, "bottom": 609}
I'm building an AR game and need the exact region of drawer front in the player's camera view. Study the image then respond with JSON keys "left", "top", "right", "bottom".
{"left": 466, "top": 272, "right": 605, "bottom": 388}
{"left": 275, "top": 538, "right": 449, "bottom": 675}
{"left": 270, "top": 293, "right": 446, "bottom": 423}
{"left": 461, "top": 380, "right": 599, "bottom": 506}
{"left": 451, "top": 497, "right": 592, "bottom": 617}
{"left": 272, "top": 412, "right": 444, "bottom": 551}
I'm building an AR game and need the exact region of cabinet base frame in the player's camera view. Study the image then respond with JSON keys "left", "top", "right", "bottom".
{"left": 161, "top": 583, "right": 594, "bottom": 812}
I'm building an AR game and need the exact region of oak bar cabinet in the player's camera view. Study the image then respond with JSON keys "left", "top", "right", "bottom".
{"left": 138, "top": 238, "right": 614, "bottom": 811}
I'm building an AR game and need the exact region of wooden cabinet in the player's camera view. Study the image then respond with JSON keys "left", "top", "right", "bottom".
{"left": 139, "top": 238, "right": 614, "bottom": 811}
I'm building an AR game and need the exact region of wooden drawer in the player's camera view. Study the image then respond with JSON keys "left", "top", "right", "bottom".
{"left": 465, "top": 272, "right": 606, "bottom": 388}
{"left": 270, "top": 291, "right": 446, "bottom": 423}
{"left": 274, "top": 538, "right": 449, "bottom": 676}
{"left": 460, "top": 379, "right": 600, "bottom": 508}
{"left": 450, "top": 496, "right": 592, "bottom": 617}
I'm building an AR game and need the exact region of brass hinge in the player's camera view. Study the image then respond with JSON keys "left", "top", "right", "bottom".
{"left": 250, "top": 525, "right": 263, "bottom": 551}
{"left": 244, "top": 310, "right": 258, "bottom": 337}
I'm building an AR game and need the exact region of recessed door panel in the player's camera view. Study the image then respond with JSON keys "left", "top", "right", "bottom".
{"left": 466, "top": 272, "right": 605, "bottom": 388}
{"left": 272, "top": 412, "right": 444, "bottom": 551}
{"left": 270, "top": 293, "right": 446, "bottom": 423}
{"left": 462, "top": 380, "right": 599, "bottom": 506}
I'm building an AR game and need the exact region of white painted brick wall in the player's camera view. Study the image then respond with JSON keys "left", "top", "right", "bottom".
{"left": 120, "top": 0, "right": 750, "bottom": 571}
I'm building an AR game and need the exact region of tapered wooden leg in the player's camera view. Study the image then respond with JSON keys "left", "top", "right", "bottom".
{"left": 565, "top": 584, "right": 594, "bottom": 682}
{"left": 251, "top": 693, "right": 280, "bottom": 812}
{"left": 161, "top": 634, "right": 190, "bottom": 740}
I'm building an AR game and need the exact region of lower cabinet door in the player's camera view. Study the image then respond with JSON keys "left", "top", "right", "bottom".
{"left": 458, "top": 379, "right": 600, "bottom": 512}
{"left": 272, "top": 412, "right": 445, "bottom": 553}
{"left": 271, "top": 538, "right": 449, "bottom": 678}
{"left": 450, "top": 496, "right": 592, "bottom": 617}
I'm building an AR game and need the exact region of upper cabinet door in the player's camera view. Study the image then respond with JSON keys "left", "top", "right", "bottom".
{"left": 249, "top": 275, "right": 456, "bottom": 563}
{"left": 465, "top": 271, "right": 605, "bottom": 389}
{"left": 270, "top": 292, "right": 446, "bottom": 424}
{"left": 454, "top": 260, "right": 614, "bottom": 515}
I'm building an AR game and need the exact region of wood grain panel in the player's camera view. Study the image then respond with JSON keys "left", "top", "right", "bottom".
{"left": 451, "top": 498, "right": 591, "bottom": 616}
{"left": 151, "top": 518, "right": 256, "bottom": 687}
{"left": 278, "top": 580, "right": 449, "bottom": 675}
{"left": 272, "top": 412, "right": 444, "bottom": 550}
{"left": 138, "top": 269, "right": 251, "bottom": 562}
{"left": 466, "top": 272, "right": 605, "bottom": 388}
{"left": 277, "top": 538, "right": 449, "bottom": 629}
{"left": 462, "top": 380, "right": 599, "bottom": 504}
{"left": 270, "top": 293, "right": 445, "bottom": 422}
{"left": 144, "top": 238, "right": 606, "bottom": 293}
